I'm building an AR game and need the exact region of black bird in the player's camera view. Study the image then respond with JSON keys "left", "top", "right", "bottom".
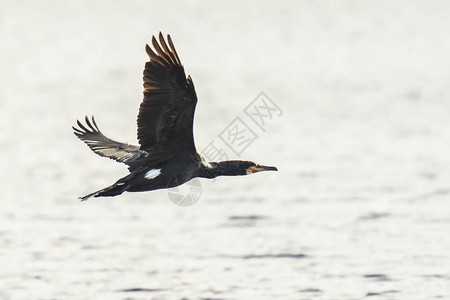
{"left": 73, "top": 33, "right": 277, "bottom": 200}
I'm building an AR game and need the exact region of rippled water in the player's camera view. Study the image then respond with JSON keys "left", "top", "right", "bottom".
{"left": 1, "top": 1, "right": 450, "bottom": 299}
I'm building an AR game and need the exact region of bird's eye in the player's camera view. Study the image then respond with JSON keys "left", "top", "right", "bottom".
{"left": 248, "top": 166, "right": 258, "bottom": 173}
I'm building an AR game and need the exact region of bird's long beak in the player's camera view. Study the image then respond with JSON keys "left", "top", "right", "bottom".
{"left": 259, "top": 165, "right": 278, "bottom": 172}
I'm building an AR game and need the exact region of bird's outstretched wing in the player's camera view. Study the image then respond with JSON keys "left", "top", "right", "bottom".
{"left": 137, "top": 32, "right": 198, "bottom": 162}
{"left": 73, "top": 116, "right": 148, "bottom": 170}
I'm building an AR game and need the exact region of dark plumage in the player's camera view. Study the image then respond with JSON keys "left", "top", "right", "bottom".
{"left": 73, "top": 33, "right": 277, "bottom": 201}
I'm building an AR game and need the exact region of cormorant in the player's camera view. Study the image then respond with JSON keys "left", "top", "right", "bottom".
{"left": 73, "top": 33, "right": 277, "bottom": 201}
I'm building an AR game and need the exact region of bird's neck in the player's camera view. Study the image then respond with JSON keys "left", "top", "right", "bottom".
{"left": 199, "top": 161, "right": 244, "bottom": 178}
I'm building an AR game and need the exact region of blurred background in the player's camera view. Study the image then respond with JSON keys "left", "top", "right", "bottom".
{"left": 1, "top": 0, "right": 450, "bottom": 299}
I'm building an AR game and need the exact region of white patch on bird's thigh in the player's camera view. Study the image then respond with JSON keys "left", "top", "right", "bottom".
{"left": 145, "top": 168, "right": 161, "bottom": 180}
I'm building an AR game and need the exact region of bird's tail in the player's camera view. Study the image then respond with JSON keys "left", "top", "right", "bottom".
{"left": 80, "top": 182, "right": 129, "bottom": 201}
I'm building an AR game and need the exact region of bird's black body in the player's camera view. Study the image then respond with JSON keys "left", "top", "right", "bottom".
{"left": 73, "top": 33, "right": 277, "bottom": 200}
{"left": 125, "top": 151, "right": 204, "bottom": 192}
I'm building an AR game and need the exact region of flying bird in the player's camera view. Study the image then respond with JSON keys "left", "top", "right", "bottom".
{"left": 73, "top": 33, "right": 277, "bottom": 200}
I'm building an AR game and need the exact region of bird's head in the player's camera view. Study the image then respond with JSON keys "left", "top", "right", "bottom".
{"left": 224, "top": 161, "right": 278, "bottom": 175}
{"left": 245, "top": 161, "right": 278, "bottom": 175}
